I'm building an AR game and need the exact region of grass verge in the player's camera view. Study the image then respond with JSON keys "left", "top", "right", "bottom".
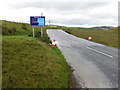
{"left": 62, "top": 27, "right": 119, "bottom": 49}
{"left": 2, "top": 35, "right": 71, "bottom": 88}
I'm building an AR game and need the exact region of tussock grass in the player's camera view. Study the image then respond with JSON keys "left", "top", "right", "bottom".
{"left": 2, "top": 35, "right": 70, "bottom": 88}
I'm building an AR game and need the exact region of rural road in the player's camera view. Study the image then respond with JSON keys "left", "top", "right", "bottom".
{"left": 47, "top": 29, "right": 118, "bottom": 88}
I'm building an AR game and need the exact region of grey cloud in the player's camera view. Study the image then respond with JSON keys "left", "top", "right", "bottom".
{"left": 12, "top": 2, "right": 110, "bottom": 12}
{"left": 90, "top": 14, "right": 118, "bottom": 21}
{"left": 9, "top": 1, "right": 116, "bottom": 26}
{"left": 51, "top": 17, "right": 104, "bottom": 25}
{"left": 51, "top": 14, "right": 117, "bottom": 26}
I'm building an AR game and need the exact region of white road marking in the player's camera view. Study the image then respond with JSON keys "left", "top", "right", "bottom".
{"left": 111, "top": 74, "right": 116, "bottom": 78}
{"left": 85, "top": 46, "right": 113, "bottom": 58}
{"left": 116, "top": 83, "right": 118, "bottom": 88}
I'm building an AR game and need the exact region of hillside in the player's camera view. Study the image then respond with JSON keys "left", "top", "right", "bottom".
{"left": 2, "top": 20, "right": 72, "bottom": 88}
{"left": 2, "top": 20, "right": 32, "bottom": 35}
{"left": 91, "top": 26, "right": 113, "bottom": 30}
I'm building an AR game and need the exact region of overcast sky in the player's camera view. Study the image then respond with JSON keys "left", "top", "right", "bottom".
{"left": 0, "top": 0, "right": 118, "bottom": 27}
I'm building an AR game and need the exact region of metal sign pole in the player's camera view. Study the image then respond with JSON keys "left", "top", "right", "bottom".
{"left": 41, "top": 27, "right": 43, "bottom": 37}
{"left": 32, "top": 27, "right": 34, "bottom": 37}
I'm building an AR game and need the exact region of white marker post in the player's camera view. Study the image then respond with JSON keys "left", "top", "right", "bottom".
{"left": 32, "top": 27, "right": 34, "bottom": 37}
{"left": 40, "top": 13, "right": 43, "bottom": 37}
{"left": 41, "top": 27, "right": 43, "bottom": 37}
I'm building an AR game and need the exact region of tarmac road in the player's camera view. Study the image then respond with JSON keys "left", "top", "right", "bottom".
{"left": 47, "top": 29, "right": 118, "bottom": 88}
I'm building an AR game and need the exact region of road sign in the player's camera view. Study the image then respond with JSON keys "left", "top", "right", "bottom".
{"left": 30, "top": 16, "right": 45, "bottom": 27}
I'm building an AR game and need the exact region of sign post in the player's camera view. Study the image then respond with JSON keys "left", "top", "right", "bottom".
{"left": 30, "top": 15, "right": 45, "bottom": 37}
{"left": 41, "top": 27, "right": 43, "bottom": 37}
{"left": 32, "top": 27, "right": 34, "bottom": 37}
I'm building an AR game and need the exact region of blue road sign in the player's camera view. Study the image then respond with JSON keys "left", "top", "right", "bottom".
{"left": 30, "top": 16, "right": 45, "bottom": 27}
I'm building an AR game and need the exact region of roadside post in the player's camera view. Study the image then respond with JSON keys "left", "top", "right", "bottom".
{"left": 41, "top": 27, "right": 43, "bottom": 37}
{"left": 32, "top": 27, "right": 34, "bottom": 37}
{"left": 30, "top": 15, "right": 45, "bottom": 37}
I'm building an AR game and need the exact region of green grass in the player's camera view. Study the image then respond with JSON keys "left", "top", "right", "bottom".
{"left": 2, "top": 20, "right": 72, "bottom": 88}
{"left": 2, "top": 35, "right": 71, "bottom": 88}
{"left": 62, "top": 27, "right": 119, "bottom": 49}
{"left": 2, "top": 20, "right": 32, "bottom": 35}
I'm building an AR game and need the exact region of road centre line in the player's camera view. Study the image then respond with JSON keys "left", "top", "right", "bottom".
{"left": 85, "top": 46, "right": 113, "bottom": 58}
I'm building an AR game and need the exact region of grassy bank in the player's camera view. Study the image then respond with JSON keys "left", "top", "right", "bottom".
{"left": 2, "top": 20, "right": 72, "bottom": 88}
{"left": 62, "top": 27, "right": 119, "bottom": 49}
{"left": 2, "top": 35, "right": 71, "bottom": 88}
{"left": 2, "top": 20, "right": 32, "bottom": 35}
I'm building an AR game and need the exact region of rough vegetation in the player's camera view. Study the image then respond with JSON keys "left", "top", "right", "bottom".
{"left": 2, "top": 20, "right": 72, "bottom": 88}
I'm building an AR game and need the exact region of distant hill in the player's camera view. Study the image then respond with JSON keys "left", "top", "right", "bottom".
{"left": 46, "top": 24, "right": 65, "bottom": 28}
{"left": 47, "top": 25, "right": 115, "bottom": 30}
{"left": 90, "top": 26, "right": 114, "bottom": 30}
